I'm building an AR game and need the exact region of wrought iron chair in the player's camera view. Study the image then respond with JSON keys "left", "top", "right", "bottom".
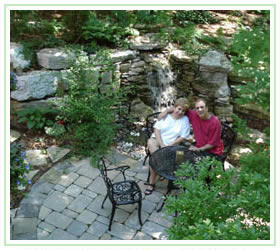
{"left": 142, "top": 112, "right": 161, "bottom": 167}
{"left": 97, "top": 158, "right": 143, "bottom": 231}
{"left": 218, "top": 122, "right": 237, "bottom": 170}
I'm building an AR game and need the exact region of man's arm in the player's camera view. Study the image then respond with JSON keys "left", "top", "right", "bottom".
{"left": 168, "top": 136, "right": 185, "bottom": 146}
{"left": 158, "top": 107, "right": 174, "bottom": 120}
{"left": 189, "top": 144, "right": 214, "bottom": 152}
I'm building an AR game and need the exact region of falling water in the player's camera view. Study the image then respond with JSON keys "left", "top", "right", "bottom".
{"left": 147, "top": 58, "right": 177, "bottom": 111}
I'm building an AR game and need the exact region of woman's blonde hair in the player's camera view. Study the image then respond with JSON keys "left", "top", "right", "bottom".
{"left": 174, "top": 98, "right": 189, "bottom": 111}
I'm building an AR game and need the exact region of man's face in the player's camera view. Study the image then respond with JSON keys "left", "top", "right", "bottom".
{"left": 195, "top": 100, "right": 208, "bottom": 119}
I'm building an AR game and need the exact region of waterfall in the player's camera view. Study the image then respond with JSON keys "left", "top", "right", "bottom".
{"left": 147, "top": 58, "right": 177, "bottom": 111}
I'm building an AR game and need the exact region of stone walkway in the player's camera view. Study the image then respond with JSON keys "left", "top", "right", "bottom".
{"left": 10, "top": 149, "right": 174, "bottom": 240}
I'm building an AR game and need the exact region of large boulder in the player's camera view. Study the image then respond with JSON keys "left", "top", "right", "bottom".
{"left": 129, "top": 33, "right": 168, "bottom": 50}
{"left": 10, "top": 42, "right": 31, "bottom": 73}
{"left": 11, "top": 71, "right": 60, "bottom": 101}
{"left": 199, "top": 50, "right": 233, "bottom": 73}
{"left": 110, "top": 50, "right": 138, "bottom": 63}
{"left": 37, "top": 48, "right": 75, "bottom": 69}
{"left": 130, "top": 98, "right": 154, "bottom": 121}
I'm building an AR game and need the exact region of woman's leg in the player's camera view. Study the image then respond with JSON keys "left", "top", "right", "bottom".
{"left": 145, "top": 138, "right": 160, "bottom": 194}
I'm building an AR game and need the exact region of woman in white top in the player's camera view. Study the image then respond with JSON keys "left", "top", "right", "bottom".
{"left": 145, "top": 98, "right": 190, "bottom": 195}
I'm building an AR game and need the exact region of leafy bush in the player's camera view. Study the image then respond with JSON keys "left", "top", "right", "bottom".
{"left": 174, "top": 10, "right": 218, "bottom": 25}
{"left": 229, "top": 11, "right": 270, "bottom": 111}
{"left": 165, "top": 150, "right": 270, "bottom": 240}
{"left": 10, "top": 143, "right": 32, "bottom": 192}
{"left": 16, "top": 106, "right": 58, "bottom": 130}
{"left": 59, "top": 49, "right": 130, "bottom": 157}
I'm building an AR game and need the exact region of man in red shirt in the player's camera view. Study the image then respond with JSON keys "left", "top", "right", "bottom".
{"left": 160, "top": 98, "right": 224, "bottom": 158}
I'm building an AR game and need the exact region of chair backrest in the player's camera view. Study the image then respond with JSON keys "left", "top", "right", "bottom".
{"left": 97, "top": 158, "right": 113, "bottom": 189}
{"left": 145, "top": 112, "right": 161, "bottom": 140}
{"left": 220, "top": 122, "right": 236, "bottom": 162}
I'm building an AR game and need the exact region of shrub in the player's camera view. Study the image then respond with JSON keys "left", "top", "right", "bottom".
{"left": 174, "top": 10, "right": 219, "bottom": 25}
{"left": 10, "top": 143, "right": 32, "bottom": 192}
{"left": 59, "top": 49, "right": 130, "bottom": 157}
{"left": 165, "top": 150, "right": 270, "bottom": 240}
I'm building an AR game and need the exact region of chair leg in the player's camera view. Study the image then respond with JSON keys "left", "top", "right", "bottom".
{"left": 138, "top": 200, "right": 143, "bottom": 226}
{"left": 108, "top": 204, "right": 116, "bottom": 231}
{"left": 101, "top": 194, "right": 108, "bottom": 209}
{"left": 146, "top": 169, "right": 150, "bottom": 183}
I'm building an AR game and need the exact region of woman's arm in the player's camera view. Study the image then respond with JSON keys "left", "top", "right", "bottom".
{"left": 189, "top": 144, "right": 214, "bottom": 152}
{"left": 168, "top": 136, "right": 185, "bottom": 146}
{"left": 158, "top": 107, "right": 175, "bottom": 120}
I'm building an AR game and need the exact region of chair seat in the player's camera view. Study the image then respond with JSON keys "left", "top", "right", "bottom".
{"left": 111, "top": 180, "right": 142, "bottom": 205}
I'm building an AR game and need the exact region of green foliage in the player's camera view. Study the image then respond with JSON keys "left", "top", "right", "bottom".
{"left": 10, "top": 72, "right": 17, "bottom": 90}
{"left": 10, "top": 142, "right": 32, "bottom": 193}
{"left": 59, "top": 49, "right": 130, "bottom": 157}
{"left": 174, "top": 10, "right": 219, "bottom": 25}
{"left": 16, "top": 106, "right": 57, "bottom": 130}
{"left": 45, "top": 123, "right": 66, "bottom": 137}
{"left": 229, "top": 11, "right": 270, "bottom": 111}
{"left": 165, "top": 151, "right": 270, "bottom": 240}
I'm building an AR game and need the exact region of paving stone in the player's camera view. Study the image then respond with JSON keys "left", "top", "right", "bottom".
{"left": 113, "top": 208, "right": 130, "bottom": 223}
{"left": 74, "top": 176, "right": 93, "bottom": 188}
{"left": 58, "top": 172, "right": 79, "bottom": 187}
{"left": 37, "top": 228, "right": 50, "bottom": 240}
{"left": 87, "top": 195, "right": 111, "bottom": 217}
{"left": 76, "top": 210, "right": 98, "bottom": 225}
{"left": 148, "top": 210, "right": 173, "bottom": 228}
{"left": 119, "top": 204, "right": 137, "bottom": 213}
{"left": 125, "top": 169, "right": 137, "bottom": 177}
{"left": 133, "top": 231, "right": 153, "bottom": 240}
{"left": 96, "top": 215, "right": 109, "bottom": 225}
{"left": 79, "top": 232, "right": 99, "bottom": 240}
{"left": 76, "top": 160, "right": 100, "bottom": 179}
{"left": 141, "top": 221, "right": 168, "bottom": 240}
{"left": 13, "top": 217, "right": 38, "bottom": 235}
{"left": 144, "top": 190, "right": 164, "bottom": 203}
{"left": 67, "top": 194, "right": 92, "bottom": 213}
{"left": 38, "top": 221, "right": 56, "bottom": 233}
{"left": 12, "top": 232, "right": 37, "bottom": 240}
{"left": 142, "top": 199, "right": 157, "bottom": 214}
{"left": 41, "top": 168, "right": 63, "bottom": 184}
{"left": 64, "top": 184, "right": 83, "bottom": 197}
{"left": 43, "top": 191, "right": 73, "bottom": 212}
{"left": 45, "top": 211, "right": 73, "bottom": 230}
{"left": 30, "top": 181, "right": 54, "bottom": 194}
{"left": 105, "top": 150, "right": 127, "bottom": 165}
{"left": 135, "top": 172, "right": 148, "bottom": 181}
{"left": 67, "top": 220, "right": 88, "bottom": 237}
{"left": 20, "top": 192, "right": 47, "bottom": 206}
{"left": 82, "top": 189, "right": 98, "bottom": 199}
{"left": 87, "top": 177, "right": 106, "bottom": 195}
{"left": 62, "top": 208, "right": 79, "bottom": 219}
{"left": 125, "top": 209, "right": 149, "bottom": 230}
{"left": 48, "top": 228, "right": 78, "bottom": 240}
{"left": 87, "top": 221, "right": 108, "bottom": 237}
{"left": 109, "top": 222, "right": 136, "bottom": 240}
{"left": 16, "top": 204, "right": 40, "bottom": 218}
{"left": 54, "top": 184, "right": 66, "bottom": 192}
{"left": 100, "top": 233, "right": 112, "bottom": 240}
{"left": 38, "top": 206, "right": 52, "bottom": 220}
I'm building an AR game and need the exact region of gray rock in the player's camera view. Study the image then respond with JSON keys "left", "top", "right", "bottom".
{"left": 47, "top": 145, "right": 71, "bottom": 163}
{"left": 25, "top": 150, "right": 48, "bottom": 167}
{"left": 170, "top": 49, "right": 192, "bottom": 63}
{"left": 129, "top": 33, "right": 168, "bottom": 50}
{"left": 10, "top": 130, "right": 21, "bottom": 143}
{"left": 11, "top": 71, "right": 60, "bottom": 101}
{"left": 37, "top": 48, "right": 75, "bottom": 69}
{"left": 10, "top": 42, "right": 31, "bottom": 72}
{"left": 110, "top": 50, "right": 138, "bottom": 63}
{"left": 199, "top": 50, "right": 233, "bottom": 73}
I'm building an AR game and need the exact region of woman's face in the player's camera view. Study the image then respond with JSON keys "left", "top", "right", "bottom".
{"left": 173, "top": 105, "right": 185, "bottom": 118}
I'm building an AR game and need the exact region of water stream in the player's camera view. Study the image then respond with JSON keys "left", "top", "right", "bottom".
{"left": 147, "top": 57, "right": 177, "bottom": 111}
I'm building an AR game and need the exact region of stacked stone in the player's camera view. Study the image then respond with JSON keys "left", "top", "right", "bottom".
{"left": 195, "top": 50, "right": 234, "bottom": 121}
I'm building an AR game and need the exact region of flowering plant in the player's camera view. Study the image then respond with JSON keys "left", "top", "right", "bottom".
{"left": 10, "top": 142, "right": 32, "bottom": 192}
{"left": 10, "top": 72, "right": 17, "bottom": 90}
